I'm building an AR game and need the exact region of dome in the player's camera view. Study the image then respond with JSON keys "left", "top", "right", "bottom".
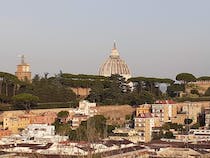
{"left": 99, "top": 42, "right": 131, "bottom": 80}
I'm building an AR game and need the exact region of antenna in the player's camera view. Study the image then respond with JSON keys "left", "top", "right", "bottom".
{"left": 110, "top": 41, "right": 120, "bottom": 57}
{"left": 113, "top": 40, "right": 116, "bottom": 49}
{"left": 21, "top": 55, "right": 25, "bottom": 64}
{"left": 18, "top": 55, "right": 25, "bottom": 64}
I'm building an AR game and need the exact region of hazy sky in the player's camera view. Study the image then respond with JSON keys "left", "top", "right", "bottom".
{"left": 0, "top": 0, "right": 210, "bottom": 79}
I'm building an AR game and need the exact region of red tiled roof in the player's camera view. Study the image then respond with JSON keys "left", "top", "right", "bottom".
{"left": 155, "top": 100, "right": 176, "bottom": 104}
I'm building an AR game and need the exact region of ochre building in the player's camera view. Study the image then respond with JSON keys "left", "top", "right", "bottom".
{"left": 15, "top": 55, "right": 31, "bottom": 82}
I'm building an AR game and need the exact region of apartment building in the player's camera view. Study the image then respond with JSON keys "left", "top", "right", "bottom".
{"left": 134, "top": 113, "right": 160, "bottom": 142}
{"left": 151, "top": 102, "right": 177, "bottom": 124}
{"left": 176, "top": 129, "right": 210, "bottom": 142}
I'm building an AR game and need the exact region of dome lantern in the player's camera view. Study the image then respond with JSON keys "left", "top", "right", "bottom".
{"left": 110, "top": 41, "right": 120, "bottom": 58}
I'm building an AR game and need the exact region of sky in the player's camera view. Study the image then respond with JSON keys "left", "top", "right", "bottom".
{"left": 0, "top": 0, "right": 210, "bottom": 79}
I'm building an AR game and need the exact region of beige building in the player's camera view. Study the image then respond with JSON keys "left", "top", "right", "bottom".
{"left": 136, "top": 102, "right": 178, "bottom": 125}
{"left": 182, "top": 103, "right": 202, "bottom": 124}
{"left": 205, "top": 107, "right": 210, "bottom": 128}
{"left": 135, "top": 101, "right": 180, "bottom": 142}
{"left": 15, "top": 55, "right": 31, "bottom": 82}
{"left": 176, "top": 129, "right": 210, "bottom": 142}
{"left": 151, "top": 102, "right": 178, "bottom": 124}
{"left": 109, "top": 128, "right": 141, "bottom": 143}
{"left": 3, "top": 116, "right": 30, "bottom": 134}
{"left": 171, "top": 113, "right": 187, "bottom": 124}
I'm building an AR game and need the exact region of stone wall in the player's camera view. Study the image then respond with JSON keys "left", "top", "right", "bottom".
{"left": 0, "top": 108, "right": 73, "bottom": 122}
{"left": 187, "top": 81, "right": 210, "bottom": 94}
{"left": 0, "top": 105, "right": 135, "bottom": 126}
{"left": 96, "top": 105, "right": 135, "bottom": 125}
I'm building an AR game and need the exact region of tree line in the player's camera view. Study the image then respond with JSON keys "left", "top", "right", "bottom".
{"left": 1, "top": 71, "right": 210, "bottom": 110}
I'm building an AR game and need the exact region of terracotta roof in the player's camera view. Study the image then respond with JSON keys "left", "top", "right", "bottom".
{"left": 155, "top": 100, "right": 176, "bottom": 104}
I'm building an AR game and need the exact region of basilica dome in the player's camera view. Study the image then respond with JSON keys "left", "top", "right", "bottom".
{"left": 99, "top": 42, "right": 131, "bottom": 80}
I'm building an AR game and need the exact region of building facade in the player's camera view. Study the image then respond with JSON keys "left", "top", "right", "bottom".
{"left": 136, "top": 104, "right": 151, "bottom": 117}
{"left": 22, "top": 124, "right": 55, "bottom": 138}
{"left": 176, "top": 129, "right": 210, "bottom": 142}
{"left": 151, "top": 102, "right": 177, "bottom": 125}
{"left": 135, "top": 113, "right": 161, "bottom": 142}
{"left": 205, "top": 107, "right": 210, "bottom": 128}
{"left": 3, "top": 116, "right": 30, "bottom": 133}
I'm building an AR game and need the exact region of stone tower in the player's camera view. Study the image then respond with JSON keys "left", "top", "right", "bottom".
{"left": 15, "top": 55, "right": 32, "bottom": 82}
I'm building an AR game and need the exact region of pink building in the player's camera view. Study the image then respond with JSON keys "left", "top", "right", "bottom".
{"left": 23, "top": 112, "right": 57, "bottom": 125}
{"left": 0, "top": 129, "right": 12, "bottom": 138}
{"left": 30, "top": 112, "right": 57, "bottom": 125}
